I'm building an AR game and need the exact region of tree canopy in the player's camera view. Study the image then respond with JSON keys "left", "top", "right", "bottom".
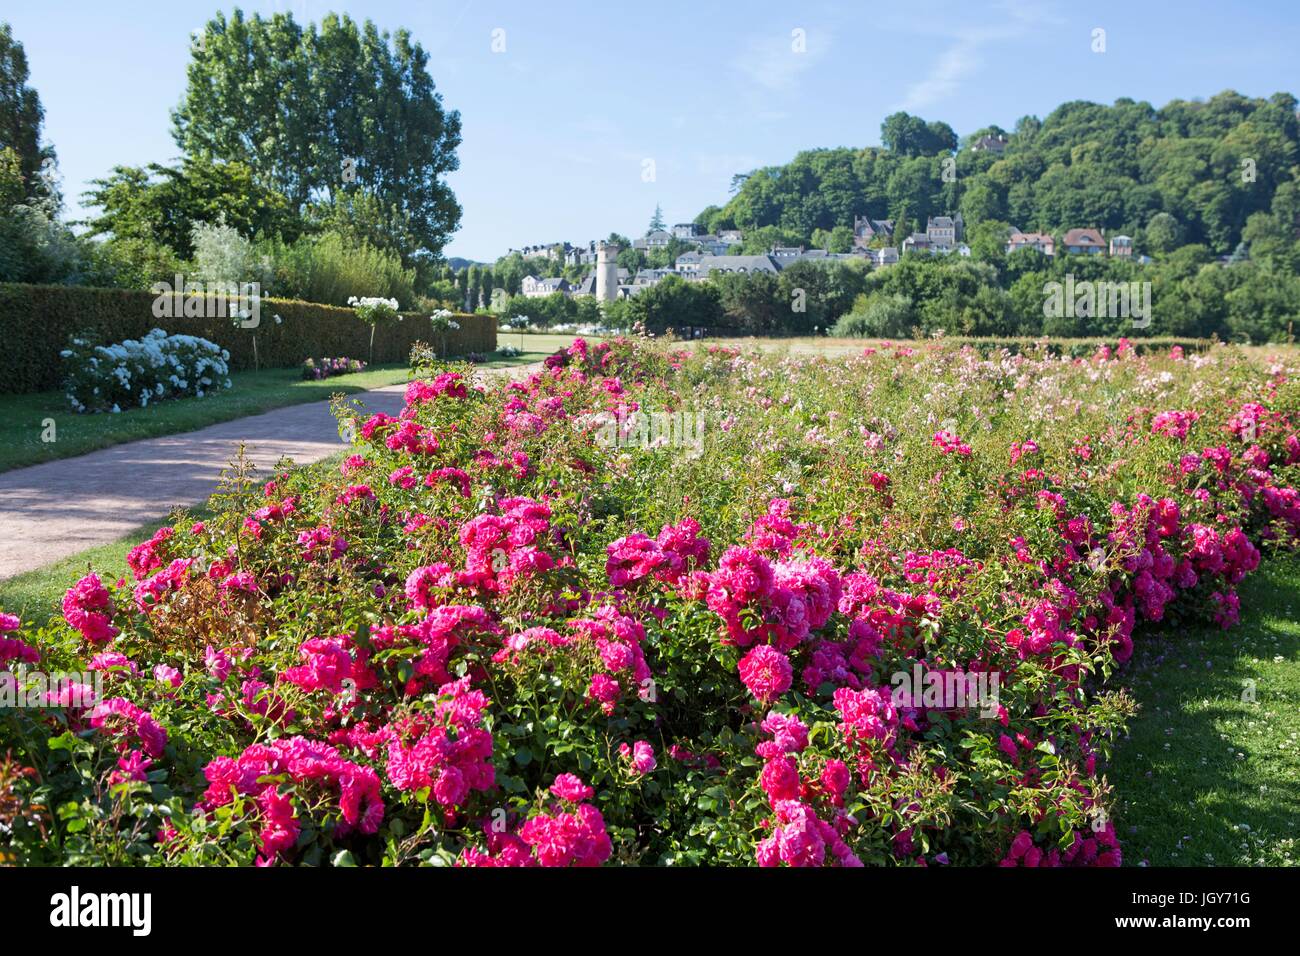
{"left": 706, "top": 93, "right": 1300, "bottom": 257}
{"left": 0, "top": 22, "right": 54, "bottom": 203}
{"left": 173, "top": 8, "right": 462, "bottom": 259}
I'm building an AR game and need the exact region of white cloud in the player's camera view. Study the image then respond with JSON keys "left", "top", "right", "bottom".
{"left": 730, "top": 29, "right": 828, "bottom": 93}
{"left": 896, "top": 1, "right": 1061, "bottom": 111}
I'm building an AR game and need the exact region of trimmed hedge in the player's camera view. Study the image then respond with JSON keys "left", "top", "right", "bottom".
{"left": 0, "top": 283, "right": 496, "bottom": 394}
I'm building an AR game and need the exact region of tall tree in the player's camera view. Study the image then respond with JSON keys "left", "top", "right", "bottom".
{"left": 648, "top": 204, "right": 666, "bottom": 234}
{"left": 0, "top": 23, "right": 54, "bottom": 201}
{"left": 82, "top": 157, "right": 298, "bottom": 258}
{"left": 173, "top": 9, "right": 462, "bottom": 259}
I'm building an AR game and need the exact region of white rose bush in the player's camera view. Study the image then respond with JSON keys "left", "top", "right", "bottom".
{"left": 61, "top": 328, "right": 232, "bottom": 414}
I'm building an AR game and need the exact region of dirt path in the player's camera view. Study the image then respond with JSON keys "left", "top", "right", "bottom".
{"left": 0, "top": 364, "right": 540, "bottom": 580}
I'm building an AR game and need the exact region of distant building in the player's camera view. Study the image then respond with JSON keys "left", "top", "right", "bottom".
{"left": 631, "top": 230, "right": 674, "bottom": 252}
{"left": 1109, "top": 234, "right": 1134, "bottom": 257}
{"left": 511, "top": 243, "right": 567, "bottom": 261}
{"left": 565, "top": 242, "right": 603, "bottom": 267}
{"left": 1062, "top": 228, "right": 1106, "bottom": 255}
{"left": 870, "top": 247, "right": 900, "bottom": 268}
{"left": 853, "top": 216, "right": 895, "bottom": 248}
{"left": 632, "top": 268, "right": 675, "bottom": 285}
{"left": 926, "top": 216, "right": 959, "bottom": 251}
{"left": 674, "top": 251, "right": 705, "bottom": 274}
{"left": 595, "top": 242, "right": 619, "bottom": 303}
{"left": 695, "top": 255, "right": 782, "bottom": 278}
{"left": 671, "top": 223, "right": 700, "bottom": 240}
{"left": 971, "top": 134, "right": 1009, "bottom": 154}
{"left": 902, "top": 232, "right": 932, "bottom": 254}
{"left": 1006, "top": 231, "right": 1056, "bottom": 256}
{"left": 573, "top": 267, "right": 631, "bottom": 298}
{"left": 521, "top": 275, "right": 572, "bottom": 297}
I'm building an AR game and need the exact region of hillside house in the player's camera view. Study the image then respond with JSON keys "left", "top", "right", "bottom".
{"left": 926, "top": 215, "right": 963, "bottom": 250}
{"left": 1006, "top": 231, "right": 1056, "bottom": 256}
{"left": 970, "top": 134, "right": 1009, "bottom": 154}
{"left": 1062, "top": 228, "right": 1106, "bottom": 255}
{"left": 902, "top": 233, "right": 932, "bottom": 254}
{"left": 853, "top": 216, "right": 895, "bottom": 248}
{"left": 521, "top": 275, "right": 572, "bottom": 297}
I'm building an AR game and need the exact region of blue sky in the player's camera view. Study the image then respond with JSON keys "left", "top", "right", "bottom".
{"left": 7, "top": 0, "right": 1300, "bottom": 261}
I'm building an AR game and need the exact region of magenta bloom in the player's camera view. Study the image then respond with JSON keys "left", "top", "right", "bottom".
{"left": 737, "top": 644, "right": 793, "bottom": 704}
{"left": 550, "top": 773, "right": 595, "bottom": 803}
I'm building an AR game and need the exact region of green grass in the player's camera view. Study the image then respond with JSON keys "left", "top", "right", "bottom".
{"left": 496, "top": 331, "right": 609, "bottom": 362}
{"left": 1111, "top": 555, "right": 1300, "bottom": 866}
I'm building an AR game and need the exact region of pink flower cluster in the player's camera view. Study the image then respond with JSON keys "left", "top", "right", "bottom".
{"left": 62, "top": 573, "right": 119, "bottom": 643}
{"left": 604, "top": 517, "right": 710, "bottom": 590}
{"left": 754, "top": 712, "right": 861, "bottom": 867}
{"left": 381, "top": 677, "right": 495, "bottom": 815}
{"left": 201, "top": 736, "right": 384, "bottom": 864}
{"left": 88, "top": 697, "right": 168, "bottom": 757}
{"left": 461, "top": 774, "right": 612, "bottom": 867}
{"left": 457, "top": 497, "right": 555, "bottom": 593}
{"left": 404, "top": 371, "right": 469, "bottom": 407}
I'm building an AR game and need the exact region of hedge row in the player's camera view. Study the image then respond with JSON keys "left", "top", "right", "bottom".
{"left": 0, "top": 283, "right": 496, "bottom": 394}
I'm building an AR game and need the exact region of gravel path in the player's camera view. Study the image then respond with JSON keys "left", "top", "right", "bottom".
{"left": 0, "top": 365, "right": 539, "bottom": 580}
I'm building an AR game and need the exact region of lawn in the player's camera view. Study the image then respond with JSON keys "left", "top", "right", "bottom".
{"left": 0, "top": 349, "right": 542, "bottom": 474}
{"left": 1111, "top": 555, "right": 1300, "bottom": 866}
{"left": 499, "top": 331, "right": 610, "bottom": 360}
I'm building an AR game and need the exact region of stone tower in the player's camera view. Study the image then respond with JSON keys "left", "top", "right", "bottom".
{"left": 595, "top": 241, "right": 619, "bottom": 304}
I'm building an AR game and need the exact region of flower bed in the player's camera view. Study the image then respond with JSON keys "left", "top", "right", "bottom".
{"left": 4, "top": 337, "right": 1300, "bottom": 866}
{"left": 61, "top": 328, "right": 231, "bottom": 413}
{"left": 301, "top": 357, "right": 367, "bottom": 381}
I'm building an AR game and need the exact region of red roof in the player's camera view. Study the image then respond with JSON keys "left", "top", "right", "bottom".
{"left": 1063, "top": 228, "right": 1104, "bottom": 246}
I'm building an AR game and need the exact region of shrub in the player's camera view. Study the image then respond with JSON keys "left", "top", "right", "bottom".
{"left": 261, "top": 232, "right": 416, "bottom": 307}
{"left": 301, "top": 357, "right": 366, "bottom": 380}
{"left": 191, "top": 219, "right": 269, "bottom": 291}
{"left": 0, "top": 282, "right": 495, "bottom": 394}
{"left": 61, "top": 328, "right": 231, "bottom": 413}
{"left": 832, "top": 292, "right": 914, "bottom": 337}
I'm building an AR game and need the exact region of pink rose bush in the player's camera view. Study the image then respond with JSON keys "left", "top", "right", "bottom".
{"left": 5, "top": 336, "right": 1300, "bottom": 866}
